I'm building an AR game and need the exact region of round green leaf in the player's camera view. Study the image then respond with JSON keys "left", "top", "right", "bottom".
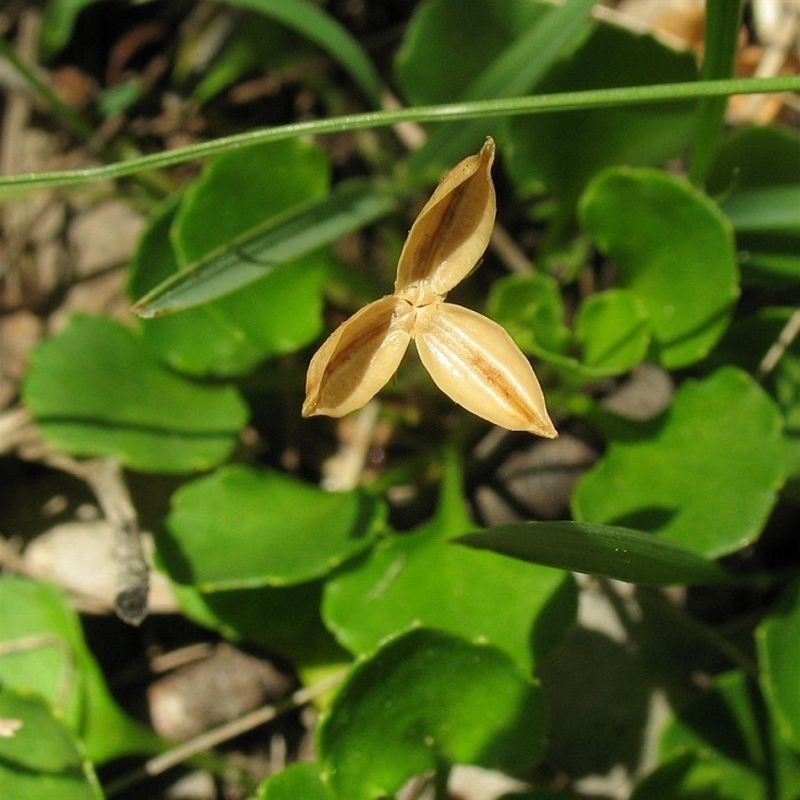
{"left": 259, "top": 762, "right": 330, "bottom": 800}
{"left": 0, "top": 577, "right": 157, "bottom": 763}
{"left": 0, "top": 689, "right": 103, "bottom": 800}
{"left": 129, "top": 139, "right": 332, "bottom": 376}
{"left": 575, "top": 289, "right": 650, "bottom": 375}
{"left": 757, "top": 582, "right": 800, "bottom": 750}
{"left": 580, "top": 168, "right": 739, "bottom": 368}
{"left": 22, "top": 315, "right": 247, "bottom": 473}
{"left": 162, "top": 465, "right": 383, "bottom": 590}
{"left": 505, "top": 21, "right": 697, "bottom": 201}
{"left": 572, "top": 367, "right": 786, "bottom": 557}
{"left": 318, "top": 628, "right": 548, "bottom": 800}
{"left": 487, "top": 272, "right": 571, "bottom": 357}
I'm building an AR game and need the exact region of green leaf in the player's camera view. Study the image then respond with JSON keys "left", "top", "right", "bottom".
{"left": 161, "top": 465, "right": 383, "bottom": 590}
{"left": 22, "top": 315, "right": 248, "bottom": 473}
{"left": 573, "top": 367, "right": 786, "bottom": 558}
{"left": 457, "top": 521, "right": 733, "bottom": 587}
{"left": 487, "top": 272, "right": 571, "bottom": 357}
{"left": 580, "top": 167, "right": 739, "bottom": 368}
{"left": 222, "top": 0, "right": 381, "bottom": 105}
{"left": 318, "top": 628, "right": 548, "bottom": 800}
{"left": 132, "top": 178, "right": 397, "bottom": 317}
{"left": 259, "top": 762, "right": 330, "bottom": 800}
{"left": 575, "top": 289, "right": 651, "bottom": 375}
{"left": 0, "top": 577, "right": 158, "bottom": 763}
{"left": 399, "top": 0, "right": 597, "bottom": 175}
{"left": 0, "top": 689, "right": 103, "bottom": 800}
{"left": 710, "top": 307, "right": 800, "bottom": 460}
{"left": 323, "top": 456, "right": 574, "bottom": 671}
{"left": 505, "top": 20, "right": 697, "bottom": 202}
{"left": 324, "top": 521, "right": 573, "bottom": 672}
{"left": 757, "top": 581, "right": 800, "bottom": 750}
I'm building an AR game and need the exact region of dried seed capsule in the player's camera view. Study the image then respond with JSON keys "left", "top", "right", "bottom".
{"left": 302, "top": 295, "right": 414, "bottom": 418}
{"left": 395, "top": 137, "right": 496, "bottom": 306}
{"left": 303, "top": 137, "right": 557, "bottom": 438}
{"left": 414, "top": 303, "right": 557, "bottom": 437}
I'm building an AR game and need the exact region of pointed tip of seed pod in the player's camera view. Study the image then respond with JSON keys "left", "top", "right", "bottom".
{"left": 529, "top": 417, "right": 558, "bottom": 439}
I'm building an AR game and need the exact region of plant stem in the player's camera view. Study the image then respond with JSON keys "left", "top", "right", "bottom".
{"left": 2, "top": 75, "right": 799, "bottom": 196}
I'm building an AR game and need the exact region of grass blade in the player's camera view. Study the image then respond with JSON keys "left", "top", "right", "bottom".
{"left": 132, "top": 179, "right": 397, "bottom": 317}
{"left": 457, "top": 521, "right": 735, "bottom": 586}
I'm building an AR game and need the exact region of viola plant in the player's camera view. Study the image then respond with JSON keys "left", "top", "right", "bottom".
{"left": 3, "top": 1, "right": 800, "bottom": 800}
{"left": 303, "top": 138, "right": 557, "bottom": 437}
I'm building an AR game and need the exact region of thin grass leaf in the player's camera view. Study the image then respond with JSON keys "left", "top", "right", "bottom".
{"left": 133, "top": 179, "right": 397, "bottom": 317}
{"left": 457, "top": 521, "right": 736, "bottom": 587}
{"left": 2, "top": 77, "right": 798, "bottom": 196}
{"left": 223, "top": 0, "right": 382, "bottom": 105}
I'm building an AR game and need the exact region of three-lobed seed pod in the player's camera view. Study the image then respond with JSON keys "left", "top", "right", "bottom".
{"left": 303, "top": 137, "right": 557, "bottom": 438}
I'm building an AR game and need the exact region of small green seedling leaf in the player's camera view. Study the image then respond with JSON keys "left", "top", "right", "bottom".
{"left": 457, "top": 521, "right": 732, "bottom": 587}
{"left": 487, "top": 272, "right": 571, "bottom": 358}
{"left": 318, "top": 628, "right": 548, "bottom": 800}
{"left": 161, "top": 465, "right": 383, "bottom": 590}
{"left": 0, "top": 688, "right": 103, "bottom": 800}
{"left": 22, "top": 315, "right": 248, "bottom": 473}
{"left": 573, "top": 367, "right": 786, "bottom": 558}
{"left": 575, "top": 289, "right": 651, "bottom": 375}
{"left": 580, "top": 167, "right": 739, "bottom": 368}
